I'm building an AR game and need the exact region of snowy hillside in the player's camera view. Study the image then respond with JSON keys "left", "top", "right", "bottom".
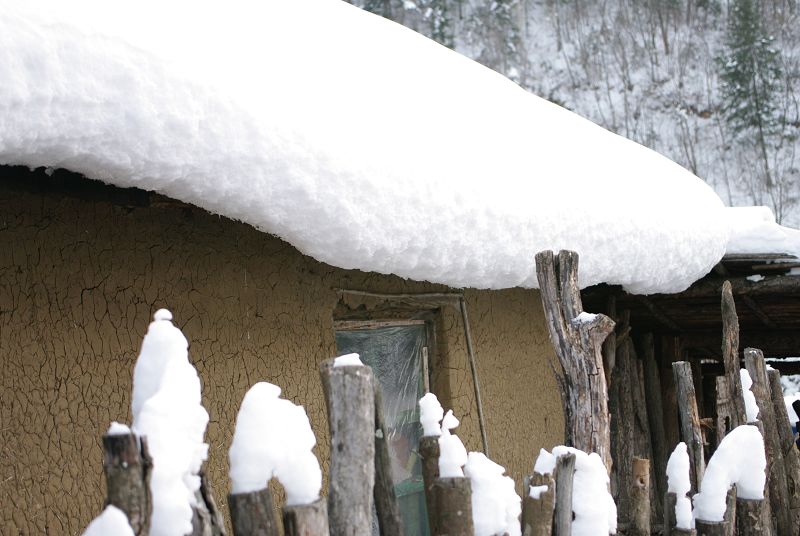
{"left": 357, "top": 0, "right": 800, "bottom": 225}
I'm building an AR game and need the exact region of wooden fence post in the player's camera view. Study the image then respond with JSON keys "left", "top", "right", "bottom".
{"left": 630, "top": 457, "right": 650, "bottom": 536}
{"left": 373, "top": 383, "right": 402, "bottom": 536}
{"left": 673, "top": 361, "right": 705, "bottom": 493}
{"left": 721, "top": 281, "right": 747, "bottom": 429}
{"left": 641, "top": 332, "right": 667, "bottom": 522}
{"left": 735, "top": 497, "right": 772, "bottom": 536}
{"left": 744, "top": 348, "right": 787, "bottom": 535}
{"left": 419, "top": 435, "right": 440, "bottom": 532}
{"left": 102, "top": 432, "right": 152, "bottom": 536}
{"left": 227, "top": 488, "right": 280, "bottom": 536}
{"left": 535, "top": 250, "right": 615, "bottom": 472}
{"left": 521, "top": 473, "right": 555, "bottom": 536}
{"left": 767, "top": 368, "right": 800, "bottom": 533}
{"left": 320, "top": 359, "right": 375, "bottom": 536}
{"left": 664, "top": 492, "right": 677, "bottom": 535}
{"left": 282, "top": 497, "right": 329, "bottom": 536}
{"left": 430, "top": 477, "right": 473, "bottom": 536}
{"left": 553, "top": 453, "right": 576, "bottom": 536}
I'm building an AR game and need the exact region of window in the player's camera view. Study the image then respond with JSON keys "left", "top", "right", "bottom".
{"left": 335, "top": 320, "right": 431, "bottom": 536}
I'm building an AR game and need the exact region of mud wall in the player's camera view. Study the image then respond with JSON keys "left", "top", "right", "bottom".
{"left": 0, "top": 175, "right": 564, "bottom": 535}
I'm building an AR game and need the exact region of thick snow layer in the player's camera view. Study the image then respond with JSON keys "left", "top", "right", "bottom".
{"left": 534, "top": 446, "right": 616, "bottom": 535}
{"left": 666, "top": 443, "right": 693, "bottom": 530}
{"left": 82, "top": 505, "right": 134, "bottom": 536}
{"left": 131, "top": 310, "right": 209, "bottom": 536}
{"left": 464, "top": 452, "right": 521, "bottom": 536}
{"left": 419, "top": 392, "right": 444, "bottom": 437}
{"left": 333, "top": 353, "right": 363, "bottom": 367}
{"left": 229, "top": 382, "right": 322, "bottom": 506}
{"left": 438, "top": 410, "right": 468, "bottom": 478}
{"left": 0, "top": 0, "right": 746, "bottom": 294}
{"left": 693, "top": 425, "right": 766, "bottom": 522}
{"left": 726, "top": 207, "right": 800, "bottom": 257}
{"left": 740, "top": 369, "right": 760, "bottom": 423}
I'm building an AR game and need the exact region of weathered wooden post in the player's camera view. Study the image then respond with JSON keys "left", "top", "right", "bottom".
{"left": 664, "top": 492, "right": 677, "bottom": 535}
{"left": 373, "top": 383, "right": 402, "bottom": 536}
{"left": 721, "top": 282, "right": 747, "bottom": 429}
{"left": 744, "top": 348, "right": 787, "bottom": 535}
{"left": 630, "top": 457, "right": 650, "bottom": 536}
{"left": 430, "top": 477, "right": 474, "bottom": 536}
{"left": 641, "top": 332, "right": 667, "bottom": 521}
{"left": 320, "top": 358, "right": 375, "bottom": 536}
{"left": 102, "top": 432, "right": 152, "bottom": 536}
{"left": 735, "top": 497, "right": 772, "bottom": 536}
{"left": 553, "top": 453, "right": 576, "bottom": 536}
{"left": 673, "top": 361, "right": 705, "bottom": 493}
{"left": 715, "top": 376, "right": 734, "bottom": 447}
{"left": 282, "top": 498, "right": 329, "bottom": 536}
{"left": 194, "top": 471, "right": 226, "bottom": 536}
{"left": 227, "top": 488, "right": 280, "bottom": 536}
{"left": 521, "top": 472, "right": 555, "bottom": 536}
{"left": 767, "top": 368, "right": 800, "bottom": 533}
{"left": 419, "top": 435, "right": 440, "bottom": 532}
{"left": 535, "top": 250, "right": 615, "bottom": 472}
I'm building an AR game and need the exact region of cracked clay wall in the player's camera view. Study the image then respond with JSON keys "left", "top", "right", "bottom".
{"left": 0, "top": 176, "right": 564, "bottom": 535}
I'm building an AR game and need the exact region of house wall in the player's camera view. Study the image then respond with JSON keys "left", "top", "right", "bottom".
{"left": 0, "top": 176, "right": 564, "bottom": 535}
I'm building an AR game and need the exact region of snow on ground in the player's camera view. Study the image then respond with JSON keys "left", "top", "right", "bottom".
{"left": 229, "top": 382, "right": 322, "bottom": 506}
{"left": 0, "top": 0, "right": 761, "bottom": 295}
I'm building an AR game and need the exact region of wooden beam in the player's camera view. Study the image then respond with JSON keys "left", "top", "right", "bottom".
{"left": 656, "top": 274, "right": 800, "bottom": 300}
{"left": 636, "top": 296, "right": 682, "bottom": 331}
{"left": 740, "top": 295, "right": 778, "bottom": 329}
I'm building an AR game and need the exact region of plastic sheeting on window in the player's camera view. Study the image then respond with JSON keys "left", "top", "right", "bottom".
{"left": 335, "top": 324, "right": 430, "bottom": 536}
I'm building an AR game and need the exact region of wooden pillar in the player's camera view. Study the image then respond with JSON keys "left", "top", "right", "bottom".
{"left": 630, "top": 457, "right": 650, "bottom": 536}
{"left": 744, "top": 348, "right": 788, "bottom": 535}
{"left": 521, "top": 473, "right": 555, "bottom": 536}
{"left": 102, "top": 433, "right": 152, "bottom": 536}
{"left": 373, "top": 383, "right": 402, "bottom": 536}
{"left": 673, "top": 361, "right": 705, "bottom": 493}
{"left": 228, "top": 488, "right": 280, "bottom": 536}
{"left": 320, "top": 359, "right": 375, "bottom": 536}
{"left": 553, "top": 453, "right": 576, "bottom": 536}
{"left": 767, "top": 368, "right": 800, "bottom": 534}
{"left": 535, "top": 250, "right": 615, "bottom": 473}
{"left": 282, "top": 498, "right": 329, "bottom": 536}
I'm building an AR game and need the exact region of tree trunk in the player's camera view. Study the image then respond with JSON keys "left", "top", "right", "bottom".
{"left": 102, "top": 433, "right": 152, "bottom": 536}
{"left": 673, "top": 361, "right": 705, "bottom": 493}
{"left": 535, "top": 250, "right": 615, "bottom": 472}
{"left": 319, "top": 360, "right": 375, "bottom": 536}
{"left": 282, "top": 497, "right": 329, "bottom": 536}
{"left": 227, "top": 488, "right": 280, "bottom": 536}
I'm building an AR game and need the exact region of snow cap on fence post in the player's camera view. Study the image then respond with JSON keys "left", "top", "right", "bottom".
{"left": 464, "top": 452, "right": 522, "bottom": 536}
{"left": 740, "top": 369, "right": 760, "bottom": 423}
{"left": 228, "top": 381, "right": 322, "bottom": 506}
{"left": 666, "top": 442, "right": 693, "bottom": 530}
{"left": 692, "top": 424, "right": 766, "bottom": 523}
{"left": 130, "top": 309, "right": 210, "bottom": 536}
{"left": 438, "top": 410, "right": 468, "bottom": 478}
{"left": 419, "top": 392, "right": 444, "bottom": 437}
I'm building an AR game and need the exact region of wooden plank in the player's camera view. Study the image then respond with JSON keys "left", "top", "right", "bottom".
{"left": 673, "top": 361, "right": 705, "bottom": 493}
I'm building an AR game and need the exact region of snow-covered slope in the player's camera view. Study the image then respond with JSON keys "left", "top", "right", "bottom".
{"left": 0, "top": 0, "right": 778, "bottom": 294}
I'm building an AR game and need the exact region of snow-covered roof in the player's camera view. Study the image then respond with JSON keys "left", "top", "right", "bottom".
{"left": 1, "top": 0, "right": 797, "bottom": 294}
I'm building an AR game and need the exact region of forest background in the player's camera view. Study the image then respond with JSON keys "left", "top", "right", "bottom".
{"left": 350, "top": 0, "right": 800, "bottom": 226}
